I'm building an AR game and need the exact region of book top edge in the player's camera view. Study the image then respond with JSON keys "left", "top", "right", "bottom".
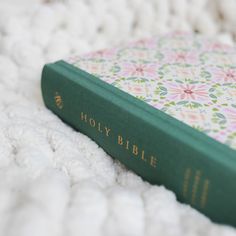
{"left": 64, "top": 32, "right": 236, "bottom": 151}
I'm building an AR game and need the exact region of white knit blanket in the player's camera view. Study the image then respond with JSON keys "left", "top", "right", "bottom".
{"left": 0, "top": 0, "right": 236, "bottom": 235}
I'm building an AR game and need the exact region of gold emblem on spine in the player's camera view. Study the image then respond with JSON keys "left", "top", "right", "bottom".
{"left": 54, "top": 92, "right": 63, "bottom": 109}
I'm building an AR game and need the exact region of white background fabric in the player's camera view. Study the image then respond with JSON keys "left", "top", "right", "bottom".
{"left": 0, "top": 0, "right": 236, "bottom": 235}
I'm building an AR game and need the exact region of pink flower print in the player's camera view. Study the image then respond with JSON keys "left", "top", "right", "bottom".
{"left": 228, "top": 88, "right": 236, "bottom": 98}
{"left": 89, "top": 63, "right": 101, "bottom": 72}
{"left": 77, "top": 61, "right": 110, "bottom": 76}
{"left": 210, "top": 131, "right": 228, "bottom": 145}
{"left": 210, "top": 67, "right": 236, "bottom": 83}
{"left": 204, "top": 41, "right": 233, "bottom": 52}
{"left": 131, "top": 38, "right": 158, "bottom": 49}
{"left": 118, "top": 48, "right": 157, "bottom": 61}
{"left": 211, "top": 43, "right": 230, "bottom": 51}
{"left": 175, "top": 66, "right": 199, "bottom": 80}
{"left": 119, "top": 62, "right": 157, "bottom": 78}
{"left": 224, "top": 108, "right": 236, "bottom": 128}
{"left": 179, "top": 110, "right": 206, "bottom": 124}
{"left": 132, "top": 50, "right": 152, "bottom": 60}
{"left": 66, "top": 55, "right": 83, "bottom": 64}
{"left": 162, "top": 31, "right": 195, "bottom": 46}
{"left": 168, "top": 83, "right": 209, "bottom": 102}
{"left": 164, "top": 51, "right": 199, "bottom": 64}
{"left": 127, "top": 83, "right": 147, "bottom": 96}
{"left": 83, "top": 48, "right": 117, "bottom": 60}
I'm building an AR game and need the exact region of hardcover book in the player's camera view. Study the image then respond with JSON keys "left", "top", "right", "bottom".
{"left": 41, "top": 32, "right": 236, "bottom": 226}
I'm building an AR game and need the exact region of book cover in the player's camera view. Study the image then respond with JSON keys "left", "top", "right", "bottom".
{"left": 41, "top": 32, "right": 236, "bottom": 226}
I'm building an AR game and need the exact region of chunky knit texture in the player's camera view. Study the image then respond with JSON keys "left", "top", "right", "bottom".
{"left": 0, "top": 0, "right": 236, "bottom": 235}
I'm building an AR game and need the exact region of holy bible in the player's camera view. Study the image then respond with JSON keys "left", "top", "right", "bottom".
{"left": 41, "top": 32, "right": 236, "bottom": 227}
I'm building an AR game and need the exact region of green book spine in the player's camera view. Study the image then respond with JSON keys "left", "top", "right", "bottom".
{"left": 41, "top": 60, "right": 236, "bottom": 227}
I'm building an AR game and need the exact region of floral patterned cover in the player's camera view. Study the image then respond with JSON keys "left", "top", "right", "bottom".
{"left": 66, "top": 32, "right": 236, "bottom": 150}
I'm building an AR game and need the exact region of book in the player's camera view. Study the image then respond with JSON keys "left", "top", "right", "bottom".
{"left": 41, "top": 32, "right": 236, "bottom": 227}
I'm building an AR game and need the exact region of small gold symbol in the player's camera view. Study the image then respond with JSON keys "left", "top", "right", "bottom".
{"left": 54, "top": 92, "right": 63, "bottom": 109}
